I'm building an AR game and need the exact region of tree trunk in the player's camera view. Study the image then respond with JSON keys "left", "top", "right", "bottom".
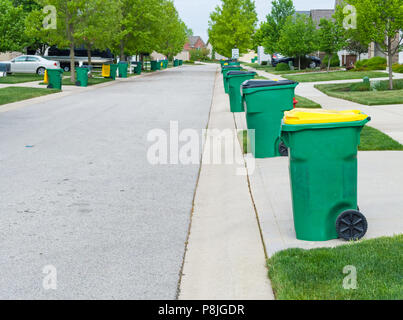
{"left": 298, "top": 56, "right": 301, "bottom": 70}
{"left": 70, "top": 44, "right": 75, "bottom": 83}
{"left": 120, "top": 40, "right": 125, "bottom": 62}
{"left": 87, "top": 46, "right": 93, "bottom": 78}
{"left": 327, "top": 53, "right": 332, "bottom": 72}
{"left": 387, "top": 36, "right": 393, "bottom": 90}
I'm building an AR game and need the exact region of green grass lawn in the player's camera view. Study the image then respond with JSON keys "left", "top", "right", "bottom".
{"left": 359, "top": 126, "right": 403, "bottom": 151}
{"left": 268, "top": 235, "right": 403, "bottom": 300}
{"left": 0, "top": 87, "right": 60, "bottom": 106}
{"left": 40, "top": 77, "right": 113, "bottom": 86}
{"left": 295, "top": 95, "right": 322, "bottom": 108}
{"left": 315, "top": 81, "right": 403, "bottom": 105}
{"left": 238, "top": 125, "right": 402, "bottom": 154}
{"left": 62, "top": 77, "right": 113, "bottom": 86}
{"left": 0, "top": 73, "right": 43, "bottom": 84}
{"left": 284, "top": 71, "right": 389, "bottom": 82}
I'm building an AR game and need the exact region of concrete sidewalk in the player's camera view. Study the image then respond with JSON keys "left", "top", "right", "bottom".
{"left": 179, "top": 68, "right": 274, "bottom": 300}
{"left": 234, "top": 110, "right": 403, "bottom": 257}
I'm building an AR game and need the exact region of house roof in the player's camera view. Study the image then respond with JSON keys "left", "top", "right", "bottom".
{"left": 310, "top": 9, "right": 335, "bottom": 24}
{"left": 188, "top": 36, "right": 205, "bottom": 48}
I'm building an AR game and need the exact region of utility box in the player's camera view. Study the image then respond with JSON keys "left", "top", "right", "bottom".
{"left": 257, "top": 46, "right": 271, "bottom": 65}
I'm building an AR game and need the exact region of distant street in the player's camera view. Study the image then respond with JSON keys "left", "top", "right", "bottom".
{"left": 0, "top": 64, "right": 217, "bottom": 299}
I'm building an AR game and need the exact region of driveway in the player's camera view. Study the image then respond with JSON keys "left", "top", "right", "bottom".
{"left": 0, "top": 64, "right": 217, "bottom": 299}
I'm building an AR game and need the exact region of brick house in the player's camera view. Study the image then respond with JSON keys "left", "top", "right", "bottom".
{"left": 183, "top": 36, "right": 206, "bottom": 51}
{"left": 174, "top": 36, "right": 207, "bottom": 61}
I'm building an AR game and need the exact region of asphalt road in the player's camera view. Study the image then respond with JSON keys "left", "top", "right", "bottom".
{"left": 0, "top": 64, "right": 217, "bottom": 299}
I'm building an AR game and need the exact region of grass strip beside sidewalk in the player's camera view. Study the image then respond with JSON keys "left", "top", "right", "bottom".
{"left": 0, "top": 87, "right": 60, "bottom": 106}
{"left": 268, "top": 235, "right": 403, "bottom": 300}
{"left": 315, "top": 81, "right": 403, "bottom": 105}
{"left": 284, "top": 71, "right": 389, "bottom": 82}
{"left": 238, "top": 126, "right": 403, "bottom": 154}
{"left": 0, "top": 73, "right": 43, "bottom": 84}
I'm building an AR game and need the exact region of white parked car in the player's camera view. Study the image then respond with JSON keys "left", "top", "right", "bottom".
{"left": 6, "top": 55, "right": 60, "bottom": 75}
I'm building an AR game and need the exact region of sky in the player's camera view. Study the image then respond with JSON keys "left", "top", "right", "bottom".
{"left": 173, "top": 0, "right": 336, "bottom": 43}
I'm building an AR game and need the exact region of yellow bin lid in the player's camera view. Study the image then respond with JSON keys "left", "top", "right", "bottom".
{"left": 284, "top": 108, "right": 368, "bottom": 125}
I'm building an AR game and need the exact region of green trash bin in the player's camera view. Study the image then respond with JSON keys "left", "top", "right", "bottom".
{"left": 75, "top": 67, "right": 89, "bottom": 87}
{"left": 179, "top": 60, "right": 183, "bottom": 66}
{"left": 280, "top": 109, "right": 371, "bottom": 241}
{"left": 132, "top": 61, "right": 142, "bottom": 75}
{"left": 164, "top": 60, "right": 169, "bottom": 68}
{"left": 150, "top": 60, "right": 158, "bottom": 71}
{"left": 46, "top": 68, "right": 63, "bottom": 90}
{"left": 118, "top": 62, "right": 128, "bottom": 78}
{"left": 241, "top": 80, "right": 298, "bottom": 158}
{"left": 220, "top": 59, "right": 235, "bottom": 68}
{"left": 222, "top": 66, "right": 242, "bottom": 93}
{"left": 109, "top": 64, "right": 118, "bottom": 80}
{"left": 174, "top": 59, "right": 179, "bottom": 67}
{"left": 228, "top": 61, "right": 240, "bottom": 67}
{"left": 227, "top": 71, "right": 256, "bottom": 113}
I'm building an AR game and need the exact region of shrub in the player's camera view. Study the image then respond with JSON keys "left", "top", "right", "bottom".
{"left": 261, "top": 61, "right": 268, "bottom": 65}
{"left": 189, "top": 48, "right": 210, "bottom": 61}
{"left": 349, "top": 82, "right": 370, "bottom": 91}
{"left": 354, "top": 57, "right": 387, "bottom": 71}
{"left": 322, "top": 55, "right": 340, "bottom": 68}
{"left": 392, "top": 63, "right": 403, "bottom": 73}
{"left": 372, "top": 79, "right": 403, "bottom": 91}
{"left": 275, "top": 62, "right": 290, "bottom": 71}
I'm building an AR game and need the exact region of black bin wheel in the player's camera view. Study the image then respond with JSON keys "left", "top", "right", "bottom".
{"left": 47, "top": 83, "right": 53, "bottom": 89}
{"left": 279, "top": 141, "right": 288, "bottom": 157}
{"left": 75, "top": 80, "right": 81, "bottom": 86}
{"left": 336, "top": 210, "right": 368, "bottom": 241}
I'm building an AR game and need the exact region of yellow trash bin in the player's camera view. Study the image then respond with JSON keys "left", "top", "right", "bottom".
{"left": 44, "top": 70, "right": 49, "bottom": 84}
{"left": 102, "top": 64, "right": 111, "bottom": 77}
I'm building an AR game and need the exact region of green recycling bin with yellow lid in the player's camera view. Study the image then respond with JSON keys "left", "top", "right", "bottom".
{"left": 281, "top": 109, "right": 371, "bottom": 241}
{"left": 241, "top": 79, "right": 298, "bottom": 158}
{"left": 222, "top": 65, "right": 242, "bottom": 93}
{"left": 226, "top": 71, "right": 256, "bottom": 112}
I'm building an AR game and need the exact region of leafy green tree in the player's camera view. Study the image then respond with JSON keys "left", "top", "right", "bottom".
{"left": 34, "top": 0, "right": 88, "bottom": 82}
{"left": 252, "top": 25, "right": 264, "bottom": 52}
{"left": 334, "top": 4, "right": 369, "bottom": 62}
{"left": 158, "top": 0, "right": 187, "bottom": 61}
{"left": 208, "top": 0, "right": 257, "bottom": 57}
{"left": 25, "top": 8, "right": 50, "bottom": 55}
{"left": 342, "top": 0, "right": 402, "bottom": 89}
{"left": 260, "top": 0, "right": 295, "bottom": 54}
{"left": 184, "top": 25, "right": 194, "bottom": 37}
{"left": 278, "top": 14, "right": 318, "bottom": 70}
{"left": 318, "top": 18, "right": 346, "bottom": 71}
{"left": 13, "top": 0, "right": 40, "bottom": 11}
{"left": 115, "top": 0, "right": 163, "bottom": 61}
{"left": 75, "top": 0, "right": 122, "bottom": 67}
{"left": 0, "top": 0, "right": 27, "bottom": 53}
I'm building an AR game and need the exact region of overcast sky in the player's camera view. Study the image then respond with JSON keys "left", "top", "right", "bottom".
{"left": 173, "top": 0, "right": 336, "bottom": 42}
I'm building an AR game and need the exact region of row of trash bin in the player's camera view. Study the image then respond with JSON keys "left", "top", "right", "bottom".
{"left": 220, "top": 59, "right": 371, "bottom": 242}
{"left": 44, "top": 59, "right": 184, "bottom": 90}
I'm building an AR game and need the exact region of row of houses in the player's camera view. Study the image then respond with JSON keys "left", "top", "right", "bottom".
{"left": 297, "top": 0, "right": 402, "bottom": 67}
